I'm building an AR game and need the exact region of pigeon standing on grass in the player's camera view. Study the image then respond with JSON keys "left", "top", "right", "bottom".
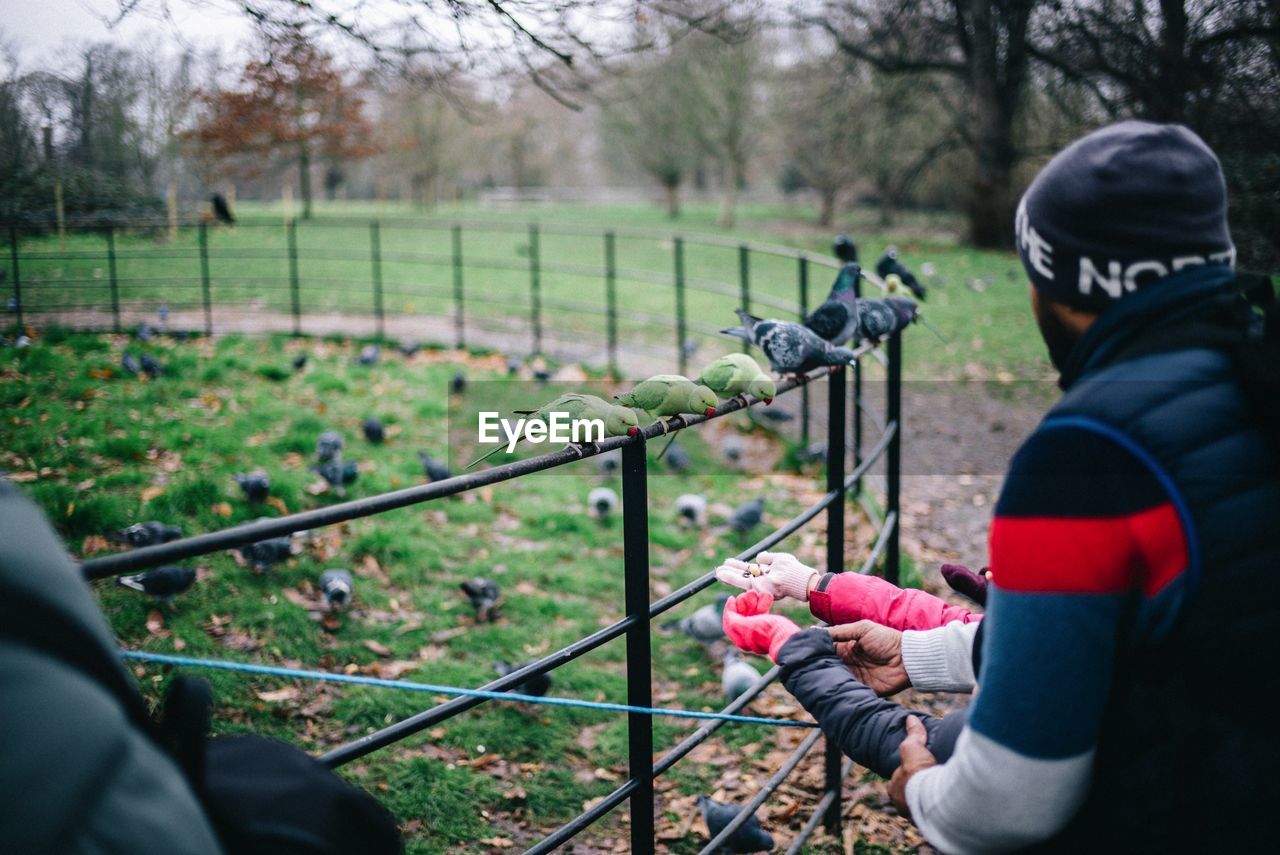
{"left": 108, "top": 521, "right": 183, "bottom": 548}
{"left": 120, "top": 353, "right": 142, "bottom": 377}
{"left": 665, "top": 443, "right": 691, "bottom": 474}
{"left": 319, "top": 569, "right": 354, "bottom": 612}
{"left": 315, "top": 431, "right": 344, "bottom": 463}
{"left": 234, "top": 470, "right": 270, "bottom": 503}
{"left": 363, "top": 417, "right": 385, "bottom": 444}
{"left": 728, "top": 498, "right": 765, "bottom": 534}
{"left": 139, "top": 354, "right": 164, "bottom": 379}
{"left": 461, "top": 578, "right": 502, "bottom": 622}
{"left": 722, "top": 310, "right": 857, "bottom": 376}
{"left": 357, "top": 345, "right": 381, "bottom": 366}
{"left": 697, "top": 796, "right": 775, "bottom": 853}
{"left": 597, "top": 448, "right": 621, "bottom": 476}
{"left": 494, "top": 662, "right": 552, "bottom": 697}
{"left": 661, "top": 594, "right": 730, "bottom": 643}
{"left": 312, "top": 459, "right": 358, "bottom": 496}
{"left": 588, "top": 487, "right": 619, "bottom": 523}
{"left": 118, "top": 566, "right": 196, "bottom": 604}
{"left": 292, "top": 352, "right": 308, "bottom": 372}
{"left": 419, "top": 452, "right": 452, "bottom": 483}
{"left": 450, "top": 371, "right": 467, "bottom": 395}
{"left": 722, "top": 436, "right": 744, "bottom": 464}
{"left": 721, "top": 651, "right": 761, "bottom": 701}
{"left": 238, "top": 525, "right": 295, "bottom": 573}
{"left": 675, "top": 494, "right": 707, "bottom": 528}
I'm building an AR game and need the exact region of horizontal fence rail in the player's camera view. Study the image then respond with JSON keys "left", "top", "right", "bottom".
{"left": 13, "top": 216, "right": 909, "bottom": 852}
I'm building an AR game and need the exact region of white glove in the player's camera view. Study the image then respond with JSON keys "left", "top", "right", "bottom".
{"left": 714, "top": 551, "right": 819, "bottom": 602}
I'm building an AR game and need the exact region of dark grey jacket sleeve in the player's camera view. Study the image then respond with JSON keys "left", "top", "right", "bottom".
{"left": 777, "top": 628, "right": 966, "bottom": 779}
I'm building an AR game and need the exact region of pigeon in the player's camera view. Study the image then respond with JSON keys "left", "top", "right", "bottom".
{"left": 661, "top": 593, "right": 730, "bottom": 643}
{"left": 315, "top": 431, "right": 345, "bottom": 463}
{"left": 292, "top": 352, "right": 308, "bottom": 372}
{"left": 118, "top": 565, "right": 197, "bottom": 603}
{"left": 466, "top": 394, "right": 639, "bottom": 469}
{"left": 698, "top": 354, "right": 776, "bottom": 404}
{"left": 357, "top": 344, "right": 380, "bottom": 366}
{"left": 418, "top": 452, "right": 452, "bottom": 483}
{"left": 450, "top": 371, "right": 466, "bottom": 395}
{"left": 675, "top": 493, "right": 707, "bottom": 528}
{"left": 120, "top": 352, "right": 142, "bottom": 377}
{"left": 876, "top": 246, "right": 927, "bottom": 300}
{"left": 505, "top": 356, "right": 522, "bottom": 376}
{"left": 13, "top": 334, "right": 30, "bottom": 348}
{"left": 681, "top": 338, "right": 700, "bottom": 360}
{"left": 615, "top": 375, "right": 717, "bottom": 423}
{"left": 588, "top": 486, "right": 619, "bottom": 522}
{"left": 857, "top": 295, "right": 920, "bottom": 342}
{"left": 234, "top": 470, "right": 270, "bottom": 503}
{"left": 319, "top": 569, "right": 354, "bottom": 611}
{"left": 494, "top": 661, "right": 552, "bottom": 697}
{"left": 211, "top": 193, "right": 235, "bottom": 224}
{"left": 597, "top": 448, "right": 621, "bottom": 476}
{"left": 697, "top": 795, "right": 775, "bottom": 853}
{"left": 833, "top": 233, "right": 858, "bottom": 263}
{"left": 665, "top": 443, "right": 690, "bottom": 474}
{"left": 753, "top": 408, "right": 794, "bottom": 424}
{"left": 397, "top": 341, "right": 421, "bottom": 358}
{"left": 533, "top": 367, "right": 553, "bottom": 384}
{"left": 312, "top": 459, "right": 358, "bottom": 496}
{"left": 238, "top": 527, "right": 295, "bottom": 573}
{"left": 797, "top": 442, "right": 827, "bottom": 464}
{"left": 722, "top": 310, "right": 857, "bottom": 376}
{"left": 108, "top": 521, "right": 183, "bottom": 548}
{"left": 4, "top": 297, "right": 14, "bottom": 313}
{"left": 722, "top": 650, "right": 761, "bottom": 701}
{"left": 461, "top": 578, "right": 502, "bottom": 622}
{"left": 136, "top": 323, "right": 155, "bottom": 342}
{"left": 722, "top": 435, "right": 744, "bottom": 464}
{"left": 139, "top": 354, "right": 164, "bottom": 379}
{"left": 728, "top": 497, "right": 764, "bottom": 533}
{"left": 158, "top": 304, "right": 170, "bottom": 323}
{"left": 803, "top": 261, "right": 862, "bottom": 345}
{"left": 363, "top": 417, "right": 385, "bottom": 445}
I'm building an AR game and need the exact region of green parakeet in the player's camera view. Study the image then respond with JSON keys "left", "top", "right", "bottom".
{"left": 697, "top": 354, "right": 777, "bottom": 403}
{"left": 614, "top": 375, "right": 719, "bottom": 421}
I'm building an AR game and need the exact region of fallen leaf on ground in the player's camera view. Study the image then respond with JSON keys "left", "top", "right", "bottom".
{"left": 257, "top": 687, "right": 299, "bottom": 702}
{"left": 81, "top": 534, "right": 113, "bottom": 556}
{"left": 363, "top": 639, "right": 392, "bottom": 656}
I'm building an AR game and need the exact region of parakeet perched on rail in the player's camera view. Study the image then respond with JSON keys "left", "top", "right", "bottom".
{"left": 614, "top": 375, "right": 718, "bottom": 422}
{"left": 698, "top": 354, "right": 776, "bottom": 405}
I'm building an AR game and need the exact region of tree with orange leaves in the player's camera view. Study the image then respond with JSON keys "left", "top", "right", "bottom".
{"left": 185, "top": 33, "right": 375, "bottom": 218}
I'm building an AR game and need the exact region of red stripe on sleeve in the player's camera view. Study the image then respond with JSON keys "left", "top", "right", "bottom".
{"left": 988, "top": 503, "right": 1186, "bottom": 595}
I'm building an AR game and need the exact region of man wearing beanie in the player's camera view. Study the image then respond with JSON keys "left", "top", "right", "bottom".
{"left": 885, "top": 120, "right": 1280, "bottom": 851}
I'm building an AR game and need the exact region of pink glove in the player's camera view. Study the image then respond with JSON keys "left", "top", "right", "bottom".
{"left": 722, "top": 591, "right": 801, "bottom": 663}
{"left": 715, "top": 551, "right": 818, "bottom": 601}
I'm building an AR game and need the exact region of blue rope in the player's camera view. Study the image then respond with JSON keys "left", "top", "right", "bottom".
{"left": 121, "top": 650, "right": 818, "bottom": 729}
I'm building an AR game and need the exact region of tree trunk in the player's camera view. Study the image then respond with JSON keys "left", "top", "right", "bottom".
{"left": 663, "top": 180, "right": 680, "bottom": 219}
{"left": 877, "top": 182, "right": 896, "bottom": 228}
{"left": 718, "top": 159, "right": 739, "bottom": 228}
{"left": 298, "top": 145, "right": 313, "bottom": 220}
{"left": 818, "top": 188, "right": 836, "bottom": 227}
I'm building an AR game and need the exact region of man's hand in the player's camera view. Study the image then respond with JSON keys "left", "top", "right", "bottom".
{"left": 888, "top": 716, "right": 937, "bottom": 819}
{"left": 828, "top": 620, "right": 909, "bottom": 696}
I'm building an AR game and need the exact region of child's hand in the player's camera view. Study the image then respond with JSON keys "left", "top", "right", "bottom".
{"left": 715, "top": 551, "right": 819, "bottom": 601}
{"left": 722, "top": 592, "right": 802, "bottom": 662}
{"left": 941, "top": 563, "right": 990, "bottom": 605}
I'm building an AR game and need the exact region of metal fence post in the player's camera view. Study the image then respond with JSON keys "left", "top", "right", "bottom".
{"left": 738, "top": 244, "right": 751, "bottom": 353}
{"left": 8, "top": 225, "right": 21, "bottom": 332}
{"left": 885, "top": 331, "right": 902, "bottom": 583}
{"left": 528, "top": 224, "right": 542, "bottom": 354}
{"left": 286, "top": 218, "right": 301, "bottom": 336}
{"left": 674, "top": 237, "right": 687, "bottom": 376}
{"left": 105, "top": 226, "right": 121, "bottom": 333}
{"left": 198, "top": 222, "right": 212, "bottom": 336}
{"left": 452, "top": 224, "right": 465, "bottom": 349}
{"left": 621, "top": 439, "right": 654, "bottom": 855}
{"left": 604, "top": 231, "right": 618, "bottom": 377}
{"left": 370, "top": 221, "right": 384, "bottom": 339}
{"left": 852, "top": 271, "right": 865, "bottom": 497}
{"left": 797, "top": 256, "right": 810, "bottom": 446}
{"left": 823, "top": 365, "right": 847, "bottom": 833}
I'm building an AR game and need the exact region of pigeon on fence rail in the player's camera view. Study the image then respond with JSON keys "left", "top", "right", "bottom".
{"left": 139, "top": 353, "right": 164, "bottom": 379}
{"left": 834, "top": 233, "right": 858, "bottom": 262}
{"left": 211, "top": 193, "right": 235, "bottom": 225}
{"left": 858, "top": 293, "right": 927, "bottom": 342}
{"left": 108, "top": 521, "right": 183, "bottom": 548}
{"left": 727, "top": 498, "right": 765, "bottom": 534}
{"left": 120, "top": 352, "right": 142, "bottom": 377}
{"left": 461, "top": 578, "right": 502, "bottom": 622}
{"left": 363, "top": 417, "right": 385, "bottom": 445}
{"left": 803, "top": 261, "right": 863, "bottom": 346}
{"left": 698, "top": 354, "right": 776, "bottom": 404}
{"left": 665, "top": 443, "right": 691, "bottom": 475}
{"left": 588, "top": 486, "right": 619, "bottom": 522}
{"left": 238, "top": 528, "right": 295, "bottom": 573}
{"left": 697, "top": 795, "right": 775, "bottom": 853}
{"left": 615, "top": 375, "right": 717, "bottom": 423}
{"left": 494, "top": 661, "right": 552, "bottom": 697}
{"left": 722, "top": 310, "right": 856, "bottom": 376}
{"left": 357, "top": 344, "right": 380, "bottom": 366}
{"left": 876, "top": 246, "right": 927, "bottom": 300}
{"left": 419, "top": 452, "right": 452, "bottom": 483}
{"left": 234, "top": 470, "right": 270, "bottom": 503}
{"left": 118, "top": 565, "right": 197, "bottom": 604}
{"left": 312, "top": 459, "right": 358, "bottom": 496}
{"left": 661, "top": 593, "right": 730, "bottom": 644}
{"left": 675, "top": 494, "right": 707, "bottom": 528}
{"left": 722, "top": 650, "right": 761, "bottom": 701}
{"left": 319, "top": 568, "right": 354, "bottom": 612}
{"left": 291, "top": 352, "right": 308, "bottom": 372}
{"left": 315, "top": 431, "right": 344, "bottom": 463}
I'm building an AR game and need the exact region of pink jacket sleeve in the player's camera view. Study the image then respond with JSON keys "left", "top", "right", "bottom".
{"left": 808, "top": 572, "right": 982, "bottom": 630}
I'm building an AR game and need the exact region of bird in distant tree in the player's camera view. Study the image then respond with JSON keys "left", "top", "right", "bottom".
{"left": 210, "top": 193, "right": 235, "bottom": 224}
{"left": 461, "top": 578, "right": 502, "bottom": 622}
{"left": 234, "top": 470, "right": 271, "bottom": 503}
{"left": 118, "top": 566, "right": 197, "bottom": 605}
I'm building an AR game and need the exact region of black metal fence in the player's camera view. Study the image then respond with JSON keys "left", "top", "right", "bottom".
{"left": 45, "top": 217, "right": 904, "bottom": 852}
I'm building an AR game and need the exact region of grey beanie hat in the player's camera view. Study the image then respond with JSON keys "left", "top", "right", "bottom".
{"left": 1015, "top": 120, "right": 1235, "bottom": 312}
